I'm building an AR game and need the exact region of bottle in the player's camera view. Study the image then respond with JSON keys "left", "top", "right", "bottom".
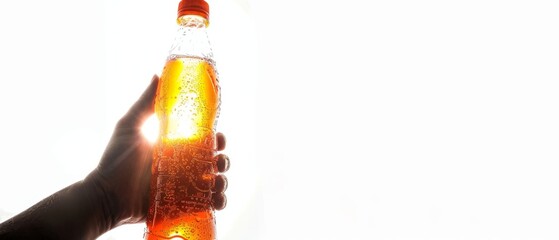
{"left": 145, "top": 0, "right": 220, "bottom": 239}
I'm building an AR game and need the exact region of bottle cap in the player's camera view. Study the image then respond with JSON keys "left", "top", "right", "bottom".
{"left": 178, "top": 0, "right": 210, "bottom": 20}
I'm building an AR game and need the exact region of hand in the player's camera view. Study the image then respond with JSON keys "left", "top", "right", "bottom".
{"left": 85, "top": 75, "right": 230, "bottom": 227}
{"left": 0, "top": 75, "right": 230, "bottom": 239}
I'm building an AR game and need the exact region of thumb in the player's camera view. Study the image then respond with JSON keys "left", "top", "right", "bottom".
{"left": 118, "top": 75, "right": 159, "bottom": 129}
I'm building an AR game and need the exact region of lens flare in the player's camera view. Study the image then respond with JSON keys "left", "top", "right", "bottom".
{"left": 142, "top": 114, "right": 159, "bottom": 143}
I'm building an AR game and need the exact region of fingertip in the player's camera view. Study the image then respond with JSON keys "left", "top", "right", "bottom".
{"left": 148, "top": 74, "right": 159, "bottom": 93}
{"left": 212, "top": 192, "right": 227, "bottom": 211}
{"left": 213, "top": 174, "right": 228, "bottom": 193}
{"left": 216, "top": 132, "right": 226, "bottom": 151}
{"left": 216, "top": 154, "right": 230, "bottom": 173}
{"left": 151, "top": 74, "right": 159, "bottom": 82}
{"left": 117, "top": 75, "right": 160, "bottom": 129}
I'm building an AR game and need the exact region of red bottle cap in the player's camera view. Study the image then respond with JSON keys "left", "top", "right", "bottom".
{"left": 178, "top": 0, "right": 210, "bottom": 20}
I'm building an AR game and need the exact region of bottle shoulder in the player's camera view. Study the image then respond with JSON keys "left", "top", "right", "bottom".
{"left": 168, "top": 26, "right": 214, "bottom": 63}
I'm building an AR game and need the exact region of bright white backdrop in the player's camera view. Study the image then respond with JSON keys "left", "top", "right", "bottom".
{"left": 1, "top": 0, "right": 559, "bottom": 239}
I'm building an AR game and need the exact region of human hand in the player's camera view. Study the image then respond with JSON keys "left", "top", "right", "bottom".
{"left": 85, "top": 75, "right": 230, "bottom": 227}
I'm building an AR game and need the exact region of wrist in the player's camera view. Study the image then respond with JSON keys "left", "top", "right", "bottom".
{"left": 84, "top": 169, "right": 120, "bottom": 230}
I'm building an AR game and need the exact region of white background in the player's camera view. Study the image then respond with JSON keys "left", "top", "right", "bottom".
{"left": 1, "top": 0, "right": 559, "bottom": 239}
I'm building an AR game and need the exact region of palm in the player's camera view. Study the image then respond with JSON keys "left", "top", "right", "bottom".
{"left": 95, "top": 125, "right": 153, "bottom": 224}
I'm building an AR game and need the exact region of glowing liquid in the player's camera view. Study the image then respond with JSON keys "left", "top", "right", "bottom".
{"left": 146, "top": 56, "right": 220, "bottom": 240}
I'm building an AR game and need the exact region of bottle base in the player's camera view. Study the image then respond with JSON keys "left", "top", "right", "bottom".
{"left": 144, "top": 211, "right": 216, "bottom": 240}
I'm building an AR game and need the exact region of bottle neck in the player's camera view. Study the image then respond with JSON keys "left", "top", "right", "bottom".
{"left": 168, "top": 15, "right": 213, "bottom": 62}
{"left": 177, "top": 15, "right": 208, "bottom": 28}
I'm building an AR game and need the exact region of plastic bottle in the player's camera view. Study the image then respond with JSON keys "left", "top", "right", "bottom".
{"left": 145, "top": 0, "right": 220, "bottom": 239}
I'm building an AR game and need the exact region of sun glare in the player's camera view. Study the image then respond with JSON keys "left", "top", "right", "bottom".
{"left": 142, "top": 114, "right": 159, "bottom": 143}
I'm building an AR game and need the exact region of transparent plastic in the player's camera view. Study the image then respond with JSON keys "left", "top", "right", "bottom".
{"left": 145, "top": 15, "right": 220, "bottom": 240}
{"left": 169, "top": 16, "right": 214, "bottom": 64}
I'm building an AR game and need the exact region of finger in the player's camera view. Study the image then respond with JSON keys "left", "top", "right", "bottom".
{"left": 215, "top": 154, "right": 230, "bottom": 173}
{"left": 216, "top": 132, "right": 226, "bottom": 151}
{"left": 118, "top": 75, "right": 159, "bottom": 129}
{"left": 212, "top": 192, "right": 227, "bottom": 210}
{"left": 213, "top": 174, "right": 228, "bottom": 193}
